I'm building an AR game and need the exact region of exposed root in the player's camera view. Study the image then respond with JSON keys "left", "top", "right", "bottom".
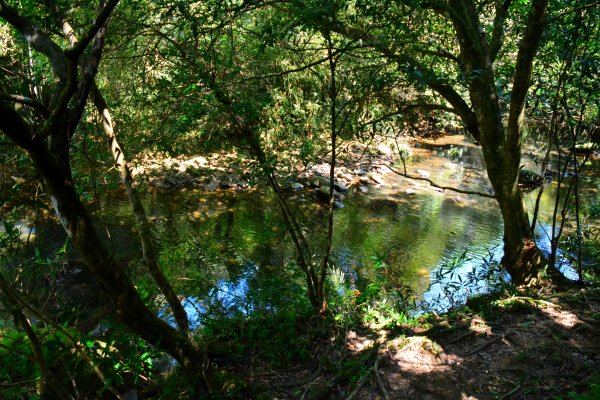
{"left": 374, "top": 355, "right": 390, "bottom": 400}
{"left": 465, "top": 330, "right": 515, "bottom": 356}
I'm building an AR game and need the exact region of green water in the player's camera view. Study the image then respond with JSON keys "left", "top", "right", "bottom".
{"left": 6, "top": 135, "right": 599, "bottom": 322}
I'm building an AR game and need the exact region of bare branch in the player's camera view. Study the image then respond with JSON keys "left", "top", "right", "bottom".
{"left": 384, "top": 163, "right": 496, "bottom": 198}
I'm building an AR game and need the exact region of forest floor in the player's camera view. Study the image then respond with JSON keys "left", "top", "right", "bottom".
{"left": 244, "top": 286, "right": 600, "bottom": 400}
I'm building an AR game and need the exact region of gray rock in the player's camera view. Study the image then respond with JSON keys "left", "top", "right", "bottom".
{"left": 358, "top": 186, "right": 369, "bottom": 193}
{"left": 333, "top": 181, "right": 348, "bottom": 192}
{"left": 341, "top": 173, "right": 354, "bottom": 181}
{"left": 291, "top": 182, "right": 304, "bottom": 190}
{"left": 333, "top": 201, "right": 344, "bottom": 209}
{"left": 205, "top": 180, "right": 219, "bottom": 191}
{"left": 219, "top": 179, "right": 233, "bottom": 189}
{"left": 316, "top": 186, "right": 331, "bottom": 202}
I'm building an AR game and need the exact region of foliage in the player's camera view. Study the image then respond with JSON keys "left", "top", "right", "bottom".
{"left": 422, "top": 247, "right": 511, "bottom": 312}
{"left": 328, "top": 255, "right": 415, "bottom": 329}
{"left": 1, "top": 0, "right": 600, "bottom": 395}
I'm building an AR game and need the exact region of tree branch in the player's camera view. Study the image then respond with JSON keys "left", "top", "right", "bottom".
{"left": 0, "top": 0, "right": 66, "bottom": 79}
{"left": 489, "top": 0, "right": 513, "bottom": 62}
{"left": 506, "top": 0, "right": 548, "bottom": 169}
{"left": 0, "top": 93, "right": 49, "bottom": 116}
{"left": 0, "top": 100, "right": 35, "bottom": 149}
{"left": 64, "top": 0, "right": 120, "bottom": 59}
{"left": 328, "top": 21, "right": 481, "bottom": 142}
{"left": 384, "top": 163, "right": 496, "bottom": 198}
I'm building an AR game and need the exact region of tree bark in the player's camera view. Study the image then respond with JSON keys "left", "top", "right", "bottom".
{"left": 92, "top": 80, "right": 191, "bottom": 336}
{"left": 0, "top": 101, "right": 202, "bottom": 368}
{"left": 446, "top": 0, "right": 550, "bottom": 285}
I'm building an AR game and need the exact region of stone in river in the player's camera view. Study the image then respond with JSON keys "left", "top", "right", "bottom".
{"left": 334, "top": 181, "right": 348, "bottom": 192}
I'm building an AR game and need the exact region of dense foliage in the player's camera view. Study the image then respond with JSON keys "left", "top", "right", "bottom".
{"left": 1, "top": 0, "right": 599, "bottom": 398}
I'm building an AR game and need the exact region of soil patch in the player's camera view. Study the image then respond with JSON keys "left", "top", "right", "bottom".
{"left": 242, "top": 288, "right": 600, "bottom": 399}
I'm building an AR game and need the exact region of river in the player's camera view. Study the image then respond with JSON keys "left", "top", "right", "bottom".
{"left": 2, "top": 134, "right": 598, "bottom": 325}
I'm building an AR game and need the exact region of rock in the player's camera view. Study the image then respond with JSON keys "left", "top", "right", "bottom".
{"left": 219, "top": 180, "right": 233, "bottom": 189}
{"left": 341, "top": 173, "right": 354, "bottom": 182}
{"left": 355, "top": 168, "right": 367, "bottom": 176}
{"left": 205, "top": 180, "right": 219, "bottom": 191}
{"left": 359, "top": 176, "right": 371, "bottom": 184}
{"left": 376, "top": 165, "right": 391, "bottom": 174}
{"left": 417, "top": 169, "right": 431, "bottom": 178}
{"left": 311, "top": 163, "right": 331, "bottom": 177}
{"left": 358, "top": 185, "right": 369, "bottom": 193}
{"left": 333, "top": 201, "right": 344, "bottom": 209}
{"left": 316, "top": 186, "right": 331, "bottom": 202}
{"left": 291, "top": 182, "right": 304, "bottom": 190}
{"left": 333, "top": 181, "right": 348, "bottom": 192}
{"left": 166, "top": 176, "right": 178, "bottom": 186}
{"left": 369, "top": 173, "right": 385, "bottom": 185}
{"left": 316, "top": 186, "right": 344, "bottom": 203}
{"left": 377, "top": 143, "right": 392, "bottom": 156}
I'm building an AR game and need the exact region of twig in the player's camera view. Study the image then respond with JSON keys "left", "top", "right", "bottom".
{"left": 0, "top": 380, "right": 37, "bottom": 387}
{"left": 345, "top": 373, "right": 369, "bottom": 400}
{"left": 579, "top": 316, "right": 600, "bottom": 325}
{"left": 374, "top": 356, "right": 390, "bottom": 400}
{"left": 383, "top": 163, "right": 496, "bottom": 198}
{"left": 465, "top": 331, "right": 513, "bottom": 356}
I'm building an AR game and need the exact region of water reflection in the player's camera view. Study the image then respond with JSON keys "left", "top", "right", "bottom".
{"left": 11, "top": 135, "right": 597, "bottom": 323}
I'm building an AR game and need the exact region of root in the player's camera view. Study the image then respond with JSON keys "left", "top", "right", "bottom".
{"left": 374, "top": 356, "right": 390, "bottom": 400}
{"left": 465, "top": 330, "right": 515, "bottom": 356}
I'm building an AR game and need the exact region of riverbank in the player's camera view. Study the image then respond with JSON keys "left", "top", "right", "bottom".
{"left": 128, "top": 140, "right": 400, "bottom": 193}
{"left": 210, "top": 286, "right": 600, "bottom": 400}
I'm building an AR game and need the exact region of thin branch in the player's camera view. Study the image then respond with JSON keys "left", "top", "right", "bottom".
{"left": 0, "top": 93, "right": 48, "bottom": 116}
{"left": 548, "top": 0, "right": 600, "bottom": 21}
{"left": 65, "top": 0, "right": 120, "bottom": 59}
{"left": 359, "top": 103, "right": 457, "bottom": 131}
{"left": 384, "top": 163, "right": 496, "bottom": 198}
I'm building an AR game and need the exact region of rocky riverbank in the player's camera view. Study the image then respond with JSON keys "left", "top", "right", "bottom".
{"left": 129, "top": 141, "right": 400, "bottom": 205}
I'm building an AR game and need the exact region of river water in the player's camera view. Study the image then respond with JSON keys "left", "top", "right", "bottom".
{"left": 3, "top": 135, "right": 599, "bottom": 323}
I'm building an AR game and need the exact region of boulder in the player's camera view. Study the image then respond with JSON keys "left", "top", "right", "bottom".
{"left": 334, "top": 181, "right": 348, "bottom": 192}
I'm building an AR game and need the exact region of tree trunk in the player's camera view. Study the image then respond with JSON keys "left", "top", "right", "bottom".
{"left": 445, "top": 0, "right": 553, "bottom": 285}
{"left": 0, "top": 101, "right": 204, "bottom": 374}
{"left": 497, "top": 190, "right": 546, "bottom": 285}
{"left": 91, "top": 86, "right": 191, "bottom": 335}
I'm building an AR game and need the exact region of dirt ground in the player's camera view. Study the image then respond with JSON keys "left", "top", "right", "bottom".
{"left": 250, "top": 288, "right": 600, "bottom": 400}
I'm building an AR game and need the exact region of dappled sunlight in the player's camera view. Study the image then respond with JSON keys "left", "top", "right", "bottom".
{"left": 339, "top": 293, "right": 600, "bottom": 399}
{"left": 540, "top": 306, "right": 582, "bottom": 330}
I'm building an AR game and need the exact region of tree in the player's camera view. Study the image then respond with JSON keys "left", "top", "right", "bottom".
{"left": 0, "top": 0, "right": 207, "bottom": 380}
{"left": 294, "top": 0, "right": 570, "bottom": 285}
